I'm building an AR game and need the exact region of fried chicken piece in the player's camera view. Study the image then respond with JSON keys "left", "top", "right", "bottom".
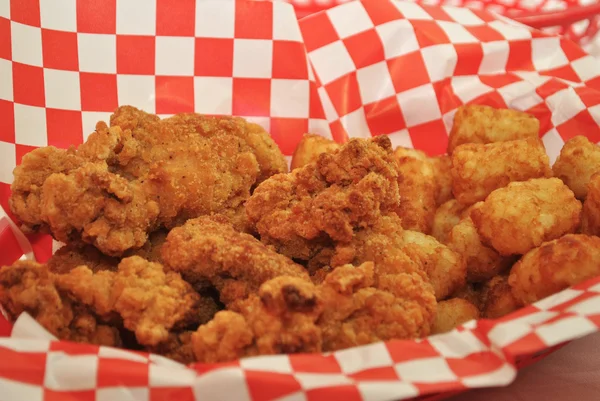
{"left": 291, "top": 134, "right": 340, "bottom": 170}
{"left": 48, "top": 244, "right": 119, "bottom": 274}
{"left": 553, "top": 136, "right": 600, "bottom": 200}
{"left": 246, "top": 136, "right": 400, "bottom": 260}
{"left": 431, "top": 199, "right": 468, "bottom": 244}
{"left": 147, "top": 331, "right": 196, "bottom": 365}
{"left": 481, "top": 275, "right": 521, "bottom": 319}
{"left": 431, "top": 298, "right": 479, "bottom": 334}
{"left": 472, "top": 178, "right": 582, "bottom": 256}
{"left": 508, "top": 234, "right": 600, "bottom": 305}
{"left": 581, "top": 173, "right": 600, "bottom": 236}
{"left": 161, "top": 215, "right": 309, "bottom": 307}
{"left": 433, "top": 154, "right": 453, "bottom": 205}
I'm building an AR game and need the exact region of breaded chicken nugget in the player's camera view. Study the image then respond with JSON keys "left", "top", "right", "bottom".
{"left": 431, "top": 199, "right": 468, "bottom": 244}
{"left": 472, "top": 178, "right": 581, "bottom": 255}
{"left": 508, "top": 234, "right": 600, "bottom": 305}
{"left": 451, "top": 138, "right": 552, "bottom": 205}
{"left": 432, "top": 154, "right": 453, "bottom": 205}
{"left": 291, "top": 134, "right": 340, "bottom": 170}
{"left": 552, "top": 136, "right": 600, "bottom": 200}
{"left": 481, "top": 275, "right": 521, "bottom": 319}
{"left": 581, "top": 173, "right": 600, "bottom": 236}
{"left": 448, "top": 105, "right": 539, "bottom": 154}
{"left": 431, "top": 298, "right": 479, "bottom": 334}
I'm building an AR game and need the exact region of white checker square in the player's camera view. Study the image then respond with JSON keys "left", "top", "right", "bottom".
{"left": 273, "top": 392, "right": 308, "bottom": 401}
{"left": 0, "top": 377, "right": 43, "bottom": 401}
{"left": 506, "top": 310, "right": 558, "bottom": 327}
{"left": 0, "top": 59, "right": 12, "bottom": 101}
{"left": 11, "top": 22, "right": 43, "bottom": 67}
{"left": 498, "top": 80, "right": 542, "bottom": 111}
{"left": 335, "top": 342, "right": 393, "bottom": 374}
{"left": 309, "top": 41, "right": 355, "bottom": 85}
{"left": 44, "top": 69, "right": 81, "bottom": 110}
{"left": 317, "top": 87, "right": 339, "bottom": 122}
{"left": 341, "top": 108, "right": 370, "bottom": 139}
{"left": 0, "top": 0, "right": 8, "bottom": 18}
{"left": 0, "top": 141, "right": 15, "bottom": 184}
{"left": 568, "top": 296, "right": 600, "bottom": 315}
{"left": 571, "top": 55, "right": 600, "bottom": 82}
{"left": 193, "top": 77, "right": 233, "bottom": 115}
{"left": 487, "top": 322, "right": 533, "bottom": 348}
{"left": 149, "top": 363, "right": 196, "bottom": 387}
{"left": 451, "top": 76, "right": 493, "bottom": 104}
{"left": 356, "top": 61, "right": 395, "bottom": 105}
{"left": 513, "top": 71, "right": 551, "bottom": 87}
{"left": 532, "top": 37, "right": 570, "bottom": 71}
{"left": 0, "top": 337, "right": 51, "bottom": 352}
{"left": 397, "top": 84, "right": 442, "bottom": 127}
{"left": 44, "top": 353, "right": 98, "bottom": 390}
{"left": 11, "top": 314, "right": 56, "bottom": 341}
{"left": 233, "top": 39, "right": 273, "bottom": 78}
{"left": 192, "top": 367, "right": 251, "bottom": 401}
{"left": 462, "top": 364, "right": 516, "bottom": 388}
{"left": 327, "top": 1, "right": 374, "bottom": 39}
{"left": 442, "top": 6, "right": 484, "bottom": 26}
{"left": 195, "top": 0, "right": 235, "bottom": 38}
{"left": 294, "top": 373, "right": 353, "bottom": 390}
{"left": 489, "top": 20, "right": 532, "bottom": 40}
{"left": 392, "top": 1, "right": 434, "bottom": 20}
{"left": 40, "top": 0, "right": 76, "bottom": 31}
{"left": 590, "top": 282, "right": 600, "bottom": 292}
{"left": 590, "top": 104, "right": 600, "bottom": 126}
{"left": 479, "top": 41, "right": 509, "bottom": 74}
{"left": 98, "top": 345, "right": 148, "bottom": 363}
{"left": 97, "top": 387, "right": 149, "bottom": 401}
{"left": 148, "top": 353, "right": 185, "bottom": 369}
{"left": 81, "top": 111, "right": 112, "bottom": 141}
{"left": 534, "top": 288, "right": 583, "bottom": 310}
{"left": 387, "top": 129, "right": 413, "bottom": 149}
{"left": 116, "top": 0, "right": 156, "bottom": 35}
{"left": 155, "top": 37, "right": 194, "bottom": 76}
{"left": 14, "top": 104, "right": 47, "bottom": 147}
{"left": 542, "top": 128, "right": 564, "bottom": 165}
{"left": 537, "top": 316, "right": 598, "bottom": 345}
{"left": 376, "top": 20, "right": 420, "bottom": 60}
{"left": 240, "top": 355, "right": 294, "bottom": 373}
{"left": 52, "top": 239, "right": 64, "bottom": 253}
{"left": 358, "top": 382, "right": 418, "bottom": 401}
{"left": 428, "top": 331, "right": 487, "bottom": 359}
{"left": 271, "top": 79, "right": 310, "bottom": 118}
{"left": 545, "top": 88, "right": 587, "bottom": 126}
{"left": 395, "top": 357, "right": 457, "bottom": 383}
{"left": 117, "top": 75, "right": 156, "bottom": 113}
{"left": 242, "top": 116, "right": 270, "bottom": 133}
{"left": 308, "top": 119, "right": 332, "bottom": 138}
{"left": 77, "top": 34, "right": 117, "bottom": 74}
{"left": 273, "top": 1, "right": 303, "bottom": 42}
{"left": 421, "top": 44, "right": 458, "bottom": 83}
{"left": 437, "top": 21, "right": 479, "bottom": 43}
{"left": 443, "top": 110, "right": 457, "bottom": 134}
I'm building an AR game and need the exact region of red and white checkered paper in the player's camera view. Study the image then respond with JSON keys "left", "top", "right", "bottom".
{"left": 1, "top": 0, "right": 600, "bottom": 400}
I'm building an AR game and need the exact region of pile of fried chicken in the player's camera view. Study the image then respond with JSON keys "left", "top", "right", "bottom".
{"left": 2, "top": 105, "right": 600, "bottom": 364}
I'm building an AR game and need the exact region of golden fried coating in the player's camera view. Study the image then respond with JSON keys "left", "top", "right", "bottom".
{"left": 147, "top": 331, "right": 196, "bottom": 365}
{"left": 431, "top": 298, "right": 479, "bottom": 334}
{"left": 246, "top": 136, "right": 400, "bottom": 260}
{"left": 452, "top": 284, "right": 483, "bottom": 310}
{"left": 447, "top": 105, "right": 539, "bottom": 154}
{"left": 48, "top": 244, "right": 119, "bottom": 274}
{"left": 432, "top": 154, "right": 453, "bottom": 205}
{"left": 508, "top": 234, "right": 600, "bottom": 305}
{"left": 431, "top": 199, "right": 468, "bottom": 244}
{"left": 393, "top": 147, "right": 438, "bottom": 234}
{"left": 291, "top": 134, "right": 340, "bottom": 170}
{"left": 472, "top": 178, "right": 582, "bottom": 256}
{"left": 481, "top": 275, "right": 521, "bottom": 319}
{"left": 161, "top": 215, "right": 309, "bottom": 307}
{"left": 451, "top": 138, "right": 552, "bottom": 205}
{"left": 581, "top": 173, "right": 600, "bottom": 236}
{"left": 552, "top": 136, "right": 600, "bottom": 200}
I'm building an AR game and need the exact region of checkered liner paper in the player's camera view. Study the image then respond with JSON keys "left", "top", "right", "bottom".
{"left": 1, "top": 0, "right": 600, "bottom": 400}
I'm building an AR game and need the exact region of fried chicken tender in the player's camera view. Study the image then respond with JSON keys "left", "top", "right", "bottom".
{"left": 451, "top": 138, "right": 552, "bottom": 205}
{"left": 508, "top": 234, "right": 600, "bottom": 305}
{"left": 393, "top": 147, "right": 438, "bottom": 234}
{"left": 581, "top": 173, "right": 600, "bottom": 236}
{"left": 147, "top": 331, "right": 196, "bottom": 365}
{"left": 48, "top": 244, "right": 119, "bottom": 274}
{"left": 472, "top": 178, "right": 582, "bottom": 256}
{"left": 431, "top": 298, "right": 479, "bottom": 334}
{"left": 161, "top": 215, "right": 309, "bottom": 307}
{"left": 481, "top": 275, "right": 521, "bottom": 319}
{"left": 432, "top": 154, "right": 453, "bottom": 205}
{"left": 291, "top": 134, "right": 340, "bottom": 170}
{"left": 552, "top": 136, "right": 600, "bottom": 200}
{"left": 246, "top": 136, "right": 400, "bottom": 260}
{"left": 431, "top": 199, "right": 468, "bottom": 244}
{"left": 447, "top": 105, "right": 539, "bottom": 154}
{"left": 0, "top": 261, "right": 121, "bottom": 346}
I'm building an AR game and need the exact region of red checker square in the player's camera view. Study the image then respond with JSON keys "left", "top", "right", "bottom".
{"left": 561, "top": 40, "right": 587, "bottom": 61}
{"left": 411, "top": 20, "right": 450, "bottom": 48}
{"left": 0, "top": 100, "right": 15, "bottom": 143}
{"left": 15, "top": 144, "right": 37, "bottom": 165}
{"left": 49, "top": 339, "right": 99, "bottom": 356}
{"left": 0, "top": 18, "right": 11, "bottom": 60}
{"left": 588, "top": 314, "right": 600, "bottom": 327}
{"left": 309, "top": 82, "right": 326, "bottom": 119}
{"left": 465, "top": 24, "right": 506, "bottom": 43}
{"left": 329, "top": 119, "right": 349, "bottom": 143}
{"left": 80, "top": 72, "right": 118, "bottom": 112}
{"left": 470, "top": 9, "right": 499, "bottom": 23}
{"left": 536, "top": 79, "right": 569, "bottom": 100}
{"left": 0, "top": 182, "right": 12, "bottom": 218}
{"left": 470, "top": 91, "right": 508, "bottom": 109}
{"left": 413, "top": 381, "right": 465, "bottom": 396}
{"left": 42, "top": 29, "right": 78, "bottom": 71}
{"left": 156, "top": 0, "right": 195, "bottom": 36}
{"left": 362, "top": 0, "right": 403, "bottom": 25}
{"left": 150, "top": 388, "right": 196, "bottom": 401}
{"left": 479, "top": 73, "right": 522, "bottom": 89}
{"left": 325, "top": 72, "right": 362, "bottom": 117}
{"left": 527, "top": 103, "right": 552, "bottom": 135}
{"left": 575, "top": 275, "right": 600, "bottom": 290}
{"left": 156, "top": 76, "right": 195, "bottom": 114}
{"left": 557, "top": 110, "right": 600, "bottom": 143}
{"left": 116, "top": 35, "right": 155, "bottom": 75}
{"left": 364, "top": 96, "right": 406, "bottom": 136}
{"left": 387, "top": 51, "right": 430, "bottom": 94}
{"left": 77, "top": 0, "right": 116, "bottom": 34}
{"left": 420, "top": 5, "right": 454, "bottom": 22}
{"left": 44, "top": 390, "right": 96, "bottom": 401}
{"left": 246, "top": 371, "right": 302, "bottom": 401}
{"left": 504, "top": 332, "right": 548, "bottom": 362}
{"left": 548, "top": 291, "right": 597, "bottom": 312}
{"left": 30, "top": 232, "right": 53, "bottom": 263}
{"left": 349, "top": 366, "right": 399, "bottom": 381}
{"left": 506, "top": 40, "right": 534, "bottom": 72}
{"left": 46, "top": 109, "right": 83, "bottom": 149}
{"left": 574, "top": 86, "right": 600, "bottom": 108}
{"left": 12, "top": 63, "right": 45, "bottom": 107}
{"left": 0, "top": 224, "right": 23, "bottom": 268}
{"left": 10, "top": 0, "right": 40, "bottom": 27}
{"left": 305, "top": 385, "right": 363, "bottom": 401}
{"left": 540, "top": 65, "right": 580, "bottom": 84}
{"left": 270, "top": 118, "right": 309, "bottom": 156}
{"left": 453, "top": 43, "right": 483, "bottom": 76}
{"left": 386, "top": 339, "right": 440, "bottom": 363}
{"left": 194, "top": 38, "right": 234, "bottom": 77}
{"left": 343, "top": 29, "right": 384, "bottom": 70}
{"left": 232, "top": 78, "right": 271, "bottom": 117}
{"left": 273, "top": 40, "right": 309, "bottom": 79}
{"left": 446, "top": 353, "right": 504, "bottom": 378}
{"left": 289, "top": 354, "right": 342, "bottom": 373}
{"left": 409, "top": 119, "right": 448, "bottom": 156}
{"left": 299, "top": 12, "right": 339, "bottom": 52}
{"left": 235, "top": 0, "right": 273, "bottom": 39}
{"left": 0, "top": 347, "right": 46, "bottom": 385}
{"left": 432, "top": 79, "right": 463, "bottom": 115}
{"left": 97, "top": 358, "right": 149, "bottom": 387}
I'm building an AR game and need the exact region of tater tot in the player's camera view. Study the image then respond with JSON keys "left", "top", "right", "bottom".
{"left": 447, "top": 105, "right": 540, "bottom": 154}
{"left": 481, "top": 275, "right": 521, "bottom": 319}
{"left": 432, "top": 155, "right": 453, "bottom": 205}
{"left": 452, "top": 283, "right": 483, "bottom": 310}
{"left": 581, "top": 173, "right": 600, "bottom": 236}
{"left": 552, "top": 136, "right": 600, "bottom": 200}
{"left": 451, "top": 138, "right": 552, "bottom": 205}
{"left": 508, "top": 234, "right": 600, "bottom": 305}
{"left": 290, "top": 134, "right": 340, "bottom": 170}
{"left": 394, "top": 147, "right": 439, "bottom": 234}
{"left": 431, "top": 199, "right": 467, "bottom": 244}
{"left": 472, "top": 178, "right": 582, "bottom": 256}
{"left": 431, "top": 298, "right": 480, "bottom": 334}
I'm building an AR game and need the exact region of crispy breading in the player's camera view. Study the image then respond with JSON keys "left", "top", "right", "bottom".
{"left": 552, "top": 136, "right": 600, "bottom": 200}
{"left": 451, "top": 284, "right": 483, "bottom": 310}
{"left": 431, "top": 199, "right": 468, "bottom": 244}
{"left": 147, "top": 331, "right": 196, "bottom": 365}
{"left": 431, "top": 298, "right": 479, "bottom": 334}
{"left": 432, "top": 154, "right": 453, "bottom": 205}
{"left": 481, "top": 275, "right": 521, "bottom": 319}
{"left": 291, "top": 134, "right": 340, "bottom": 170}
{"left": 581, "top": 173, "right": 600, "bottom": 236}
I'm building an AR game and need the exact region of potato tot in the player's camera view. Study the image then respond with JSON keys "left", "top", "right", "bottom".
{"left": 552, "top": 136, "right": 600, "bottom": 200}
{"left": 451, "top": 138, "right": 552, "bottom": 205}
{"left": 432, "top": 154, "right": 453, "bottom": 205}
{"left": 431, "top": 298, "right": 479, "bottom": 334}
{"left": 581, "top": 173, "right": 600, "bottom": 236}
{"left": 448, "top": 105, "right": 539, "bottom": 154}
{"left": 452, "top": 284, "right": 483, "bottom": 310}
{"left": 290, "top": 134, "right": 340, "bottom": 170}
{"left": 480, "top": 275, "right": 521, "bottom": 319}
{"left": 472, "top": 178, "right": 581, "bottom": 256}
{"left": 509, "top": 234, "right": 600, "bottom": 305}
{"left": 431, "top": 199, "right": 467, "bottom": 244}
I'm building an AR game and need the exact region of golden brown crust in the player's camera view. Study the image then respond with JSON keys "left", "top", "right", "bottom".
{"left": 552, "top": 136, "right": 600, "bottom": 200}
{"left": 581, "top": 173, "right": 600, "bottom": 236}
{"left": 431, "top": 199, "right": 467, "bottom": 244}
{"left": 480, "top": 275, "right": 521, "bottom": 319}
{"left": 432, "top": 155, "right": 453, "bottom": 205}
{"left": 431, "top": 298, "right": 479, "bottom": 334}
{"left": 291, "top": 134, "right": 340, "bottom": 171}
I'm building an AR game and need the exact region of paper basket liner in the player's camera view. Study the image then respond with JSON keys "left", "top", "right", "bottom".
{"left": 1, "top": 0, "right": 600, "bottom": 400}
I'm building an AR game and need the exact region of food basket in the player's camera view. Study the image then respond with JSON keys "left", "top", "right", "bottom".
{"left": 1, "top": 0, "right": 600, "bottom": 400}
